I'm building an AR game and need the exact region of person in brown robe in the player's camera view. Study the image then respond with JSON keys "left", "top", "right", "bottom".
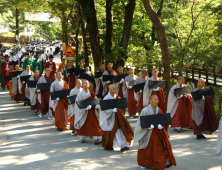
{"left": 167, "top": 76, "right": 193, "bottom": 132}
{"left": 13, "top": 65, "right": 22, "bottom": 102}
{"left": 37, "top": 67, "right": 55, "bottom": 118}
{"left": 74, "top": 80, "right": 102, "bottom": 144}
{"left": 50, "top": 71, "right": 69, "bottom": 131}
{"left": 143, "top": 69, "right": 166, "bottom": 113}
{"left": 114, "top": 66, "right": 124, "bottom": 98}
{"left": 19, "top": 65, "right": 34, "bottom": 105}
{"left": 192, "top": 78, "right": 219, "bottom": 139}
{"left": 58, "top": 58, "right": 66, "bottom": 71}
{"left": 134, "top": 69, "right": 148, "bottom": 115}
{"left": 6, "top": 64, "right": 14, "bottom": 99}
{"left": 67, "top": 61, "right": 76, "bottom": 89}
{"left": 101, "top": 63, "right": 116, "bottom": 97}
{"left": 100, "top": 84, "right": 134, "bottom": 151}
{"left": 95, "top": 63, "right": 105, "bottom": 99}
{"left": 134, "top": 95, "right": 176, "bottom": 170}
{"left": 123, "top": 67, "right": 137, "bottom": 119}
{"left": 29, "top": 70, "right": 41, "bottom": 113}
{"left": 68, "top": 79, "right": 83, "bottom": 135}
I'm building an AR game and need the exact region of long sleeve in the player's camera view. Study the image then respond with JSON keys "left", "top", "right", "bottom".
{"left": 23, "top": 58, "right": 27, "bottom": 70}
{"left": 39, "top": 62, "right": 42, "bottom": 75}
{"left": 44, "top": 62, "right": 49, "bottom": 68}
{"left": 53, "top": 63, "right": 56, "bottom": 73}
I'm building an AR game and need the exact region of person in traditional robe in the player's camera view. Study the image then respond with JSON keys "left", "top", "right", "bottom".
{"left": 167, "top": 76, "right": 193, "bottom": 132}
{"left": 19, "top": 65, "right": 34, "bottom": 105}
{"left": 78, "top": 63, "right": 85, "bottom": 71}
{"left": 143, "top": 69, "right": 166, "bottom": 113}
{"left": 1, "top": 55, "right": 13, "bottom": 90}
{"left": 37, "top": 67, "right": 55, "bottom": 119}
{"left": 0, "top": 57, "right": 4, "bottom": 88}
{"left": 28, "top": 70, "right": 41, "bottom": 114}
{"left": 84, "top": 66, "right": 94, "bottom": 90}
{"left": 192, "top": 78, "right": 219, "bottom": 139}
{"left": 101, "top": 63, "right": 116, "bottom": 97}
{"left": 68, "top": 79, "right": 83, "bottom": 136}
{"left": 100, "top": 84, "right": 134, "bottom": 151}
{"left": 74, "top": 80, "right": 102, "bottom": 144}
{"left": 44, "top": 55, "right": 56, "bottom": 77}
{"left": 85, "top": 66, "right": 94, "bottom": 77}
{"left": 66, "top": 61, "right": 75, "bottom": 89}
{"left": 32, "top": 55, "right": 43, "bottom": 75}
{"left": 95, "top": 63, "right": 105, "bottom": 99}
{"left": 23, "top": 52, "right": 34, "bottom": 71}
{"left": 217, "top": 117, "right": 222, "bottom": 170}
{"left": 134, "top": 70, "right": 148, "bottom": 115}
{"left": 6, "top": 63, "right": 14, "bottom": 99}
{"left": 21, "top": 52, "right": 28, "bottom": 67}
{"left": 123, "top": 67, "right": 137, "bottom": 119}
{"left": 76, "top": 59, "right": 85, "bottom": 70}
{"left": 13, "top": 65, "right": 22, "bottom": 102}
{"left": 11, "top": 50, "right": 19, "bottom": 68}
{"left": 50, "top": 71, "right": 69, "bottom": 131}
{"left": 134, "top": 95, "right": 176, "bottom": 169}
{"left": 58, "top": 58, "right": 66, "bottom": 71}
{"left": 114, "top": 66, "right": 124, "bottom": 98}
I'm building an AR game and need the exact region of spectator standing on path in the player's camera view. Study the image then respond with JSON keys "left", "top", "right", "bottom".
{"left": 15, "top": 35, "right": 18, "bottom": 44}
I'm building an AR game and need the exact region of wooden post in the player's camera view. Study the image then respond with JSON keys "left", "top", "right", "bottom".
{"left": 213, "top": 66, "right": 216, "bottom": 86}
{"left": 158, "top": 65, "right": 161, "bottom": 77}
{"left": 219, "top": 96, "right": 221, "bottom": 112}
{"left": 191, "top": 64, "right": 194, "bottom": 82}
{"left": 206, "top": 65, "right": 209, "bottom": 85}
{"left": 220, "top": 66, "right": 222, "bottom": 79}
{"left": 198, "top": 68, "right": 201, "bottom": 78}
{"left": 171, "top": 64, "right": 173, "bottom": 78}
{"left": 186, "top": 66, "right": 188, "bottom": 78}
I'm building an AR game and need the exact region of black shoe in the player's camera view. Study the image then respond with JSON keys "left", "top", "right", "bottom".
{"left": 94, "top": 139, "right": 102, "bottom": 145}
{"left": 24, "top": 102, "right": 27, "bottom": 106}
{"left": 124, "top": 147, "right": 129, "bottom": 151}
{"left": 196, "top": 135, "right": 201, "bottom": 140}
{"left": 200, "top": 134, "right": 206, "bottom": 139}
{"left": 57, "top": 128, "right": 63, "bottom": 131}
{"left": 121, "top": 148, "right": 125, "bottom": 152}
{"left": 81, "top": 140, "right": 85, "bottom": 143}
{"left": 34, "top": 111, "right": 39, "bottom": 115}
{"left": 2, "top": 86, "right": 5, "bottom": 90}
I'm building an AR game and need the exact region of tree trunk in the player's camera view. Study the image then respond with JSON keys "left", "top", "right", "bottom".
{"left": 75, "top": 21, "right": 80, "bottom": 59}
{"left": 61, "top": 11, "right": 68, "bottom": 47}
{"left": 15, "top": 8, "right": 19, "bottom": 36}
{"left": 105, "top": 0, "right": 113, "bottom": 59}
{"left": 141, "top": 0, "right": 170, "bottom": 96}
{"left": 77, "top": 0, "right": 103, "bottom": 71}
{"left": 78, "top": 6, "right": 89, "bottom": 66}
{"left": 114, "top": 0, "right": 136, "bottom": 69}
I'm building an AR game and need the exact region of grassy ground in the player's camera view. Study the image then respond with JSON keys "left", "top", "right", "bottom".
{"left": 2, "top": 43, "right": 14, "bottom": 47}
{"left": 0, "top": 32, "right": 15, "bottom": 37}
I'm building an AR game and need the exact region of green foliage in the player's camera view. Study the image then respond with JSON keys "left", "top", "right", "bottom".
{"left": 212, "top": 86, "right": 222, "bottom": 119}
{"left": 32, "top": 33, "right": 40, "bottom": 38}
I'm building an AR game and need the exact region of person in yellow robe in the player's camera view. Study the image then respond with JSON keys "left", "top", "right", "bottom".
{"left": 6, "top": 63, "right": 15, "bottom": 99}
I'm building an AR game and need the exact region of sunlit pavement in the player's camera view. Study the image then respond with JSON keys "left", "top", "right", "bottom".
{"left": 0, "top": 88, "right": 221, "bottom": 169}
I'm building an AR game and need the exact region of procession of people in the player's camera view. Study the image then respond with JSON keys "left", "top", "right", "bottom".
{"left": 0, "top": 41, "right": 221, "bottom": 170}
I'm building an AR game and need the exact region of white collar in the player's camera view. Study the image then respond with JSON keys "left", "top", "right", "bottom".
{"left": 108, "top": 92, "right": 116, "bottom": 99}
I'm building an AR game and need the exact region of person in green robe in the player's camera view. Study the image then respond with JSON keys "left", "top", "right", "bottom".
{"left": 23, "top": 52, "right": 34, "bottom": 71}
{"left": 32, "top": 55, "right": 43, "bottom": 75}
{"left": 0, "top": 57, "right": 4, "bottom": 87}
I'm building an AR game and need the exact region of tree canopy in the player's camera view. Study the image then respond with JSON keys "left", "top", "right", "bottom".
{"left": 0, "top": 0, "right": 221, "bottom": 72}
